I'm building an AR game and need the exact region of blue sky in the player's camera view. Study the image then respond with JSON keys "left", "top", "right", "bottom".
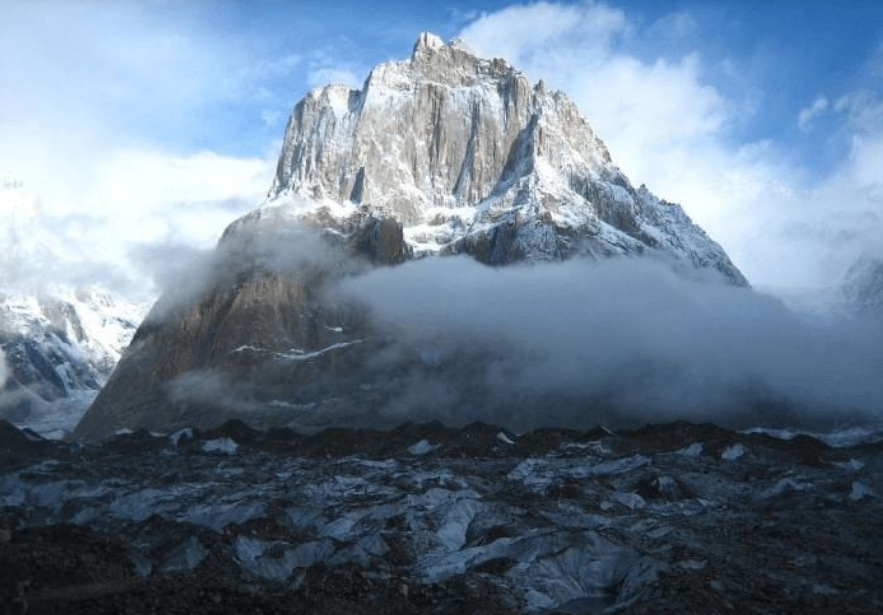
{"left": 1, "top": 0, "right": 882, "bottom": 293}
{"left": 44, "top": 0, "right": 878, "bottom": 168}
{"left": 6, "top": 0, "right": 880, "bottom": 165}
{"left": 47, "top": 0, "right": 877, "bottom": 170}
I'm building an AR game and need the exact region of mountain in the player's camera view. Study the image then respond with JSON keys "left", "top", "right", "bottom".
{"left": 76, "top": 33, "right": 746, "bottom": 440}
{"left": 0, "top": 183, "right": 146, "bottom": 437}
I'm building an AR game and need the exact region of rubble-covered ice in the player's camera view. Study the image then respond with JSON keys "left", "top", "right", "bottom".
{"left": 1, "top": 419, "right": 881, "bottom": 613}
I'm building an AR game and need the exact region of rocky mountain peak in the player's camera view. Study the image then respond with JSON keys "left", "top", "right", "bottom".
{"left": 406, "top": 31, "right": 511, "bottom": 84}
{"left": 264, "top": 32, "right": 742, "bottom": 282}
{"left": 269, "top": 32, "right": 617, "bottom": 225}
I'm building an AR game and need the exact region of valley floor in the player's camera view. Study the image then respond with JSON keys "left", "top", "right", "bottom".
{"left": 1, "top": 419, "right": 881, "bottom": 614}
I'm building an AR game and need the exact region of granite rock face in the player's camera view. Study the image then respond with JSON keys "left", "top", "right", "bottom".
{"left": 75, "top": 209, "right": 397, "bottom": 440}
{"left": 77, "top": 33, "right": 748, "bottom": 440}
{"left": 269, "top": 33, "right": 745, "bottom": 281}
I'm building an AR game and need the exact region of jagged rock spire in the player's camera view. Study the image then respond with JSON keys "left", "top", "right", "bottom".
{"left": 268, "top": 33, "right": 744, "bottom": 283}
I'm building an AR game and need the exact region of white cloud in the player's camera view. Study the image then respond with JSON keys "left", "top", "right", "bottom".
{"left": 261, "top": 109, "right": 283, "bottom": 127}
{"left": 835, "top": 90, "right": 883, "bottom": 133}
{"left": 647, "top": 11, "right": 697, "bottom": 39}
{"left": 304, "top": 44, "right": 368, "bottom": 91}
{"left": 0, "top": 150, "right": 275, "bottom": 297}
{"left": 307, "top": 67, "right": 363, "bottom": 89}
{"left": 0, "top": 348, "right": 8, "bottom": 390}
{"left": 447, "top": 7, "right": 481, "bottom": 24}
{"left": 798, "top": 96, "right": 829, "bottom": 131}
{"left": 0, "top": 3, "right": 233, "bottom": 166}
{"left": 459, "top": 2, "right": 883, "bottom": 292}
{"left": 461, "top": 2, "right": 630, "bottom": 65}
{"left": 338, "top": 256, "right": 883, "bottom": 427}
{"left": 0, "top": 1, "right": 284, "bottom": 298}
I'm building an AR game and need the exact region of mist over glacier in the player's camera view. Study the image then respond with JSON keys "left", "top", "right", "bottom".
{"left": 334, "top": 255, "right": 883, "bottom": 429}
{"left": 129, "top": 221, "right": 883, "bottom": 432}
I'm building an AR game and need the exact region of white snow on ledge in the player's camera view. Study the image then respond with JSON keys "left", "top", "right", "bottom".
{"left": 276, "top": 340, "right": 363, "bottom": 362}
{"left": 497, "top": 432, "right": 516, "bottom": 445}
{"left": 168, "top": 428, "right": 193, "bottom": 446}
{"left": 228, "top": 340, "right": 364, "bottom": 362}
{"left": 721, "top": 443, "right": 746, "bottom": 461}
{"left": 408, "top": 439, "right": 441, "bottom": 455}
{"left": 230, "top": 344, "right": 265, "bottom": 354}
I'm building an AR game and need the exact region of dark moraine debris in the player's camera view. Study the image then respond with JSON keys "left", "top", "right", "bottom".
{"left": 2, "top": 419, "right": 882, "bottom": 614}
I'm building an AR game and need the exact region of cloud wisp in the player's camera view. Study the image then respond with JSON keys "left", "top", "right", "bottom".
{"left": 798, "top": 96, "right": 830, "bottom": 131}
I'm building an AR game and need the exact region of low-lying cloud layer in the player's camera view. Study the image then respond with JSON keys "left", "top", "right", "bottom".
{"left": 138, "top": 214, "right": 361, "bottom": 324}
{"left": 89, "top": 216, "right": 883, "bottom": 433}
{"left": 336, "top": 256, "right": 883, "bottom": 429}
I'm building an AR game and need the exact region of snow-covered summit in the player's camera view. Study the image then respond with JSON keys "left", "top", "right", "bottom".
{"left": 266, "top": 33, "right": 745, "bottom": 283}
{"left": 0, "top": 284, "right": 146, "bottom": 437}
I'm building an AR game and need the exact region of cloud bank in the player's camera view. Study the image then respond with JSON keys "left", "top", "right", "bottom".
{"left": 0, "top": 151, "right": 274, "bottom": 298}
{"left": 90, "top": 217, "right": 882, "bottom": 433}
{"left": 336, "top": 256, "right": 883, "bottom": 430}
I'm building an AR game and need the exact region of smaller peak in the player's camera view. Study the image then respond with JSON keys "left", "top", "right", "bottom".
{"left": 301, "top": 82, "right": 358, "bottom": 119}
{"left": 535, "top": 79, "right": 547, "bottom": 95}
{"left": 413, "top": 32, "right": 446, "bottom": 56}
